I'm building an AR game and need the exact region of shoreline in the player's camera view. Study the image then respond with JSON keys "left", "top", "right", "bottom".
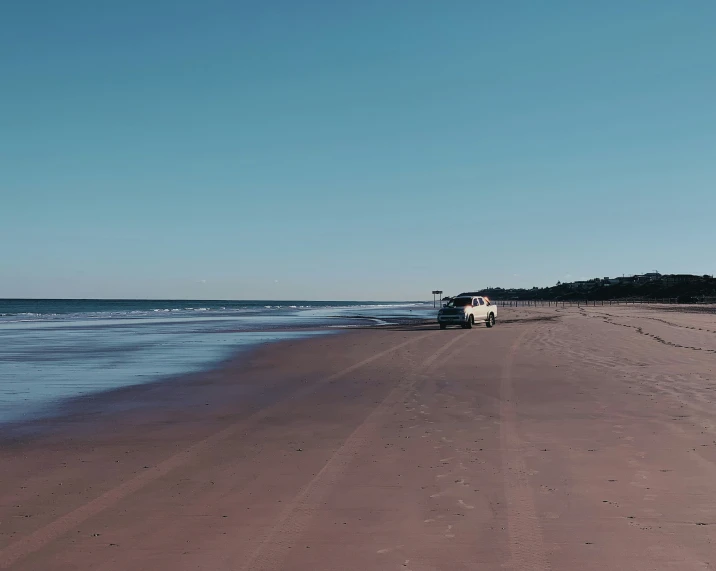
{"left": 0, "top": 302, "right": 435, "bottom": 430}
{"left": 0, "top": 328, "right": 340, "bottom": 442}
{"left": 0, "top": 316, "right": 436, "bottom": 441}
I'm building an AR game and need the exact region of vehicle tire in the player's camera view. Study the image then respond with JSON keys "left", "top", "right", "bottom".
{"left": 439, "top": 323, "right": 446, "bottom": 330}
{"left": 464, "top": 316, "right": 473, "bottom": 329}
{"left": 486, "top": 313, "right": 495, "bottom": 328}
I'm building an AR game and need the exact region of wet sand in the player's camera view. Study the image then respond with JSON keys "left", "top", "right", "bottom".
{"left": 2, "top": 306, "right": 716, "bottom": 570}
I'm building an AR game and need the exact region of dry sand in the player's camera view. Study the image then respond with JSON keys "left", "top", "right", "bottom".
{"left": 2, "top": 305, "right": 716, "bottom": 570}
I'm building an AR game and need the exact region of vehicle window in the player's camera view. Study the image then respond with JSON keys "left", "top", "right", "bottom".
{"left": 479, "top": 298, "right": 485, "bottom": 306}
{"left": 447, "top": 297, "right": 472, "bottom": 307}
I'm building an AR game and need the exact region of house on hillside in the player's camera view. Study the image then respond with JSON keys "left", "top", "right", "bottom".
{"left": 635, "top": 272, "right": 662, "bottom": 283}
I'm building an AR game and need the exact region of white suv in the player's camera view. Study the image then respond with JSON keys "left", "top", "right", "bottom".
{"left": 437, "top": 295, "right": 497, "bottom": 329}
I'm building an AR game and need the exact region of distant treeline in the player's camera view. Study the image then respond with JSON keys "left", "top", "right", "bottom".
{"left": 472, "top": 275, "right": 716, "bottom": 303}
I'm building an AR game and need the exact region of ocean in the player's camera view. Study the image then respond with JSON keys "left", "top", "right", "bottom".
{"left": 0, "top": 299, "right": 436, "bottom": 424}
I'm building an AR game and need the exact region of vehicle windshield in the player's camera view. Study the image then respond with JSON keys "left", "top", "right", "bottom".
{"left": 447, "top": 297, "right": 472, "bottom": 307}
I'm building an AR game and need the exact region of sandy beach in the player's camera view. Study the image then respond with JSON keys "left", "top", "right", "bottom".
{"left": 2, "top": 305, "right": 716, "bottom": 570}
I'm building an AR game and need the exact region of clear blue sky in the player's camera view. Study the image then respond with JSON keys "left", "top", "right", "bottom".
{"left": 2, "top": 1, "right": 715, "bottom": 300}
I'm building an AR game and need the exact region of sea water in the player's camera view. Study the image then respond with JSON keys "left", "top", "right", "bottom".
{"left": 0, "top": 300, "right": 435, "bottom": 423}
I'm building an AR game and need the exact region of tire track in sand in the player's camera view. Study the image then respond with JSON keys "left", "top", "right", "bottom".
{"left": 501, "top": 326, "right": 550, "bottom": 571}
{"left": 240, "top": 331, "right": 470, "bottom": 571}
{"left": 0, "top": 333, "right": 431, "bottom": 570}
